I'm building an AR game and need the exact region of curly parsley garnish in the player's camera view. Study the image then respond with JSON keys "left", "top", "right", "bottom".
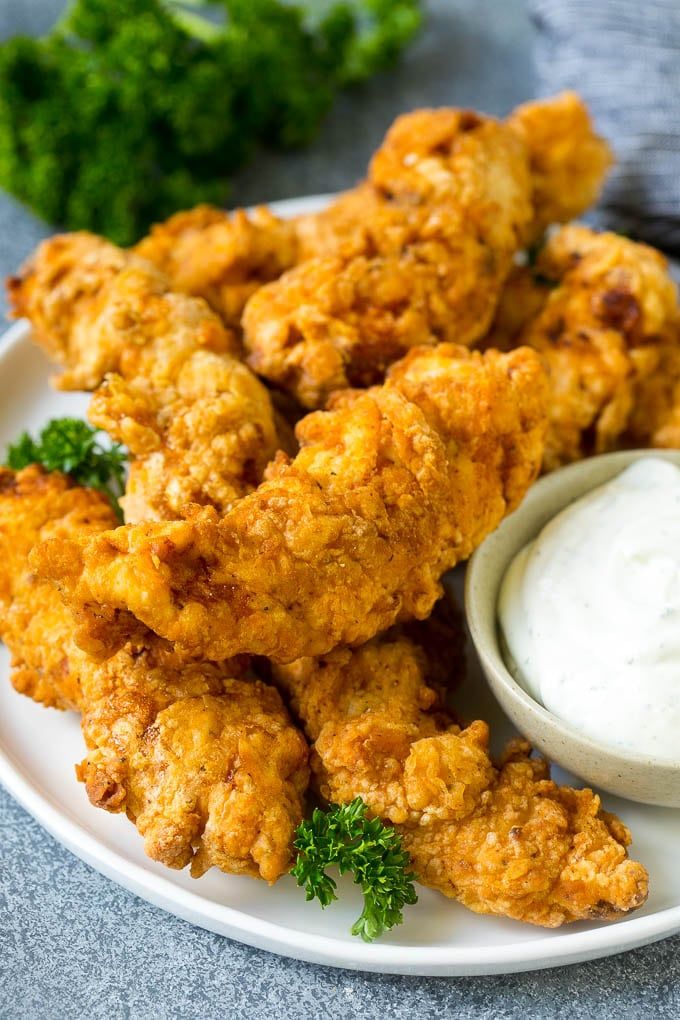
{"left": 291, "top": 797, "right": 418, "bottom": 942}
{"left": 5, "top": 417, "right": 127, "bottom": 518}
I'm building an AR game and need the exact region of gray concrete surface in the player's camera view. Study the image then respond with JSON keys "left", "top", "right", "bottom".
{"left": 0, "top": 2, "right": 677, "bottom": 1017}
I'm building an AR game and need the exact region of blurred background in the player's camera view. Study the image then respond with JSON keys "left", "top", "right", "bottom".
{"left": 0, "top": 0, "right": 534, "bottom": 306}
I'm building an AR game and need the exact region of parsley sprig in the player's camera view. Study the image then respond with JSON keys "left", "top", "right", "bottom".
{"left": 5, "top": 418, "right": 127, "bottom": 518}
{"left": 291, "top": 797, "right": 418, "bottom": 942}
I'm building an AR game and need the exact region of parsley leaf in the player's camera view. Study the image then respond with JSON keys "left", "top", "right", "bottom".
{"left": 291, "top": 797, "right": 418, "bottom": 942}
{"left": 5, "top": 417, "right": 127, "bottom": 519}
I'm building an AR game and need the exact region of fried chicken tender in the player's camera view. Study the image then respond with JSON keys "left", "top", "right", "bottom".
{"left": 296, "top": 94, "right": 610, "bottom": 265}
{"left": 507, "top": 92, "right": 613, "bottom": 241}
{"left": 33, "top": 345, "right": 547, "bottom": 664}
{"left": 245, "top": 95, "right": 610, "bottom": 409}
{"left": 245, "top": 110, "right": 533, "bottom": 407}
{"left": 134, "top": 205, "right": 298, "bottom": 329}
{"left": 271, "top": 625, "right": 648, "bottom": 927}
{"left": 244, "top": 242, "right": 501, "bottom": 408}
{"left": 9, "top": 233, "right": 282, "bottom": 520}
{"left": 0, "top": 466, "right": 309, "bottom": 881}
{"left": 489, "top": 225, "right": 680, "bottom": 470}
{"left": 0, "top": 466, "right": 119, "bottom": 710}
{"left": 367, "top": 107, "right": 531, "bottom": 252}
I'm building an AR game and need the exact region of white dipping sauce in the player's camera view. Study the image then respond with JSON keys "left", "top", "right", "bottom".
{"left": 499, "top": 458, "right": 680, "bottom": 762}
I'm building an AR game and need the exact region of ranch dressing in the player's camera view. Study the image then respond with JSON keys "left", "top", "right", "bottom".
{"left": 499, "top": 457, "right": 680, "bottom": 762}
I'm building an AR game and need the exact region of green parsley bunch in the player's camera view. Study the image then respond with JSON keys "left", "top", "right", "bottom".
{"left": 0, "top": 0, "right": 422, "bottom": 244}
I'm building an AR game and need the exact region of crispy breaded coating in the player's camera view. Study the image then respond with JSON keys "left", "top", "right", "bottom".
{"left": 0, "top": 466, "right": 309, "bottom": 881}
{"left": 0, "top": 466, "right": 119, "bottom": 710}
{"left": 293, "top": 182, "right": 387, "bottom": 262}
{"left": 508, "top": 92, "right": 613, "bottom": 240}
{"left": 77, "top": 657, "right": 308, "bottom": 881}
{"left": 297, "top": 95, "right": 611, "bottom": 266}
{"left": 134, "top": 205, "right": 297, "bottom": 329}
{"left": 245, "top": 96, "right": 610, "bottom": 409}
{"left": 8, "top": 232, "right": 239, "bottom": 391}
{"left": 245, "top": 110, "right": 533, "bottom": 407}
{"left": 272, "top": 626, "right": 648, "bottom": 928}
{"left": 367, "top": 107, "right": 531, "bottom": 253}
{"left": 8, "top": 233, "right": 282, "bottom": 520}
{"left": 89, "top": 347, "right": 280, "bottom": 523}
{"left": 244, "top": 241, "right": 501, "bottom": 408}
{"left": 490, "top": 225, "right": 680, "bottom": 470}
{"left": 33, "top": 345, "right": 547, "bottom": 663}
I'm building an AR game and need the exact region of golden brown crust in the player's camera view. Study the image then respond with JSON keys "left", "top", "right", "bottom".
{"left": 0, "top": 465, "right": 118, "bottom": 710}
{"left": 77, "top": 663, "right": 308, "bottom": 881}
{"left": 0, "top": 466, "right": 309, "bottom": 881}
{"left": 33, "top": 345, "right": 547, "bottom": 663}
{"left": 489, "top": 225, "right": 680, "bottom": 470}
{"left": 9, "top": 233, "right": 283, "bottom": 520}
{"left": 368, "top": 107, "right": 531, "bottom": 252}
{"left": 134, "top": 205, "right": 298, "bottom": 329}
{"left": 244, "top": 109, "right": 533, "bottom": 408}
{"left": 508, "top": 92, "right": 613, "bottom": 241}
{"left": 272, "top": 623, "right": 648, "bottom": 928}
{"left": 245, "top": 95, "right": 609, "bottom": 409}
{"left": 244, "top": 240, "right": 502, "bottom": 408}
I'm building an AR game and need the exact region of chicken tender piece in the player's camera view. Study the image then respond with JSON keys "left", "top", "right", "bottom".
{"left": 8, "top": 232, "right": 237, "bottom": 390}
{"left": 246, "top": 110, "right": 533, "bottom": 407}
{"left": 0, "top": 466, "right": 119, "bottom": 710}
{"left": 272, "top": 627, "right": 648, "bottom": 928}
{"left": 508, "top": 92, "right": 613, "bottom": 240}
{"left": 9, "top": 233, "right": 282, "bottom": 520}
{"left": 368, "top": 107, "right": 531, "bottom": 253}
{"left": 135, "top": 205, "right": 298, "bottom": 329}
{"left": 246, "top": 96, "right": 610, "bottom": 409}
{"left": 490, "top": 225, "right": 680, "bottom": 470}
{"left": 297, "top": 95, "right": 611, "bottom": 265}
{"left": 78, "top": 656, "right": 307, "bottom": 880}
{"left": 0, "top": 466, "right": 308, "bottom": 881}
{"left": 33, "top": 345, "right": 547, "bottom": 663}
{"left": 244, "top": 242, "right": 500, "bottom": 408}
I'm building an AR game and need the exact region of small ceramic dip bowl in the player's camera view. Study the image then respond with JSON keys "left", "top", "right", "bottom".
{"left": 466, "top": 449, "right": 680, "bottom": 808}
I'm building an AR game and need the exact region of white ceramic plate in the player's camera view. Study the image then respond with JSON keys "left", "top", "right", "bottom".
{"left": 1, "top": 195, "right": 680, "bottom": 976}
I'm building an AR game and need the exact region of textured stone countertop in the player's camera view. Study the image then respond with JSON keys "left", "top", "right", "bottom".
{"left": 0, "top": 2, "right": 678, "bottom": 1017}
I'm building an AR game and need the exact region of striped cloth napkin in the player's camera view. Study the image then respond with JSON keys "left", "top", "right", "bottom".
{"left": 531, "top": 0, "right": 680, "bottom": 255}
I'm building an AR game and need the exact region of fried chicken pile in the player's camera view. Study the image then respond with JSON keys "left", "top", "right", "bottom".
{"left": 241, "top": 93, "right": 611, "bottom": 408}
{"left": 271, "top": 619, "right": 648, "bottom": 926}
{"left": 2, "top": 92, "right": 656, "bottom": 934}
{"left": 0, "top": 466, "right": 308, "bottom": 880}
{"left": 34, "top": 344, "right": 547, "bottom": 663}
{"left": 9, "top": 233, "right": 282, "bottom": 520}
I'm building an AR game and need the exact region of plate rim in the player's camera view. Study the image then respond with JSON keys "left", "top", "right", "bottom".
{"left": 2, "top": 197, "right": 680, "bottom": 975}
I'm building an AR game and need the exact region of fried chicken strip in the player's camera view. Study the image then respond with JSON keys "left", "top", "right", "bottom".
{"left": 33, "top": 344, "right": 547, "bottom": 663}
{"left": 244, "top": 94, "right": 611, "bottom": 409}
{"left": 271, "top": 623, "right": 648, "bottom": 928}
{"left": 507, "top": 91, "right": 613, "bottom": 240}
{"left": 134, "top": 205, "right": 298, "bottom": 329}
{"left": 488, "top": 225, "right": 680, "bottom": 470}
{"left": 0, "top": 466, "right": 308, "bottom": 881}
{"left": 8, "top": 233, "right": 282, "bottom": 520}
{"left": 245, "top": 110, "right": 533, "bottom": 407}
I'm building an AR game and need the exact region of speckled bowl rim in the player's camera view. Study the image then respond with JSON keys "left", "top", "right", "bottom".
{"left": 466, "top": 449, "right": 680, "bottom": 776}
